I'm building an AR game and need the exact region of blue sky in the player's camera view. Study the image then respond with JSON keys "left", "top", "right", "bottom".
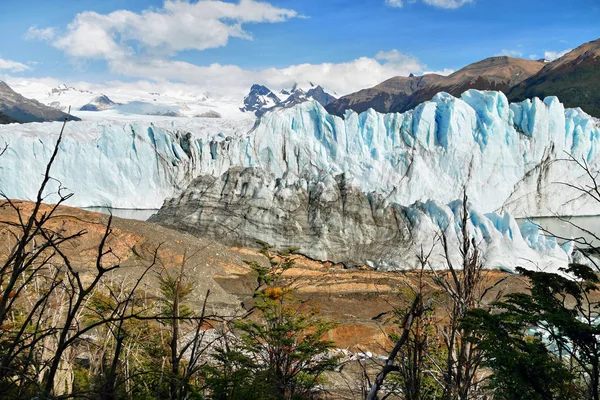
{"left": 0, "top": 0, "right": 598, "bottom": 95}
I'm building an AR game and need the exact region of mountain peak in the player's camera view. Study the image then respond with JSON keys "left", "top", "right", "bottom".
{"left": 241, "top": 83, "right": 336, "bottom": 116}
{"left": 0, "top": 81, "right": 80, "bottom": 123}
{"left": 79, "top": 94, "right": 117, "bottom": 112}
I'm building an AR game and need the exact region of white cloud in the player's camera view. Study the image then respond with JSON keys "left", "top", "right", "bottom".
{"left": 1, "top": 51, "right": 426, "bottom": 102}
{"left": 423, "top": 0, "right": 474, "bottom": 8}
{"left": 544, "top": 49, "right": 572, "bottom": 61}
{"left": 385, "top": 0, "right": 405, "bottom": 7}
{"left": 106, "top": 54, "right": 426, "bottom": 96}
{"left": 0, "top": 58, "right": 31, "bottom": 73}
{"left": 387, "top": 0, "right": 473, "bottom": 8}
{"left": 30, "top": 1, "right": 427, "bottom": 96}
{"left": 495, "top": 49, "right": 523, "bottom": 58}
{"left": 46, "top": 0, "right": 297, "bottom": 60}
{"left": 25, "top": 26, "right": 56, "bottom": 41}
{"left": 528, "top": 54, "right": 539, "bottom": 60}
{"left": 376, "top": 49, "right": 414, "bottom": 62}
{"left": 422, "top": 68, "right": 454, "bottom": 76}
{"left": 2, "top": 54, "right": 425, "bottom": 98}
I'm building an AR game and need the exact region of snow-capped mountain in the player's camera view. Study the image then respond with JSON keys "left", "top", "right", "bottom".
{"left": 240, "top": 82, "right": 337, "bottom": 116}
{"left": 240, "top": 84, "right": 282, "bottom": 115}
{"left": 80, "top": 95, "right": 117, "bottom": 111}
{"left": 6, "top": 80, "right": 247, "bottom": 120}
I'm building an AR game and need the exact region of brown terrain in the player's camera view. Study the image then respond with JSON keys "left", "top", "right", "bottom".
{"left": 3, "top": 200, "right": 580, "bottom": 398}
{"left": 325, "top": 73, "right": 444, "bottom": 115}
{"left": 391, "top": 56, "right": 546, "bottom": 113}
{"left": 0, "top": 200, "right": 528, "bottom": 353}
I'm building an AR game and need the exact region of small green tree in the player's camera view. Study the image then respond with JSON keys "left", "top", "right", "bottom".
{"left": 205, "top": 245, "right": 338, "bottom": 400}
{"left": 462, "top": 307, "right": 578, "bottom": 399}
{"left": 462, "top": 263, "right": 600, "bottom": 399}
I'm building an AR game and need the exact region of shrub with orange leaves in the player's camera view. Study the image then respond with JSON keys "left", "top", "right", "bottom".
{"left": 263, "top": 286, "right": 283, "bottom": 301}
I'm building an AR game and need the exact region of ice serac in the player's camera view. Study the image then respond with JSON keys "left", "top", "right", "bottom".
{"left": 149, "top": 166, "right": 568, "bottom": 271}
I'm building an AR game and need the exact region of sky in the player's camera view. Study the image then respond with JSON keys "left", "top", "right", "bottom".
{"left": 0, "top": 0, "right": 598, "bottom": 97}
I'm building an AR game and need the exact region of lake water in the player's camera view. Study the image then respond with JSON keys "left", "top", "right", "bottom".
{"left": 81, "top": 207, "right": 159, "bottom": 221}
{"left": 517, "top": 215, "right": 600, "bottom": 246}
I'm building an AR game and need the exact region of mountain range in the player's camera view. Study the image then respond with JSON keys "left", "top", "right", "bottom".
{"left": 508, "top": 38, "right": 600, "bottom": 117}
{"left": 327, "top": 57, "right": 546, "bottom": 115}
{"left": 1, "top": 37, "right": 599, "bottom": 124}
{"left": 327, "top": 38, "right": 600, "bottom": 117}
{"left": 241, "top": 83, "right": 337, "bottom": 116}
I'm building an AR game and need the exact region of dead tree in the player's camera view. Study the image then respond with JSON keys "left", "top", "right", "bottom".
{"left": 429, "top": 191, "right": 507, "bottom": 400}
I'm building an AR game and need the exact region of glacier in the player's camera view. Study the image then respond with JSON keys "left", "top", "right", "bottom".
{"left": 0, "top": 89, "right": 598, "bottom": 216}
{"left": 1, "top": 89, "right": 597, "bottom": 270}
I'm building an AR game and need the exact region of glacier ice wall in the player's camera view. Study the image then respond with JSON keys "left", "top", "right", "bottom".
{"left": 249, "top": 90, "right": 600, "bottom": 217}
{"left": 0, "top": 90, "right": 599, "bottom": 217}
{"left": 0, "top": 118, "right": 254, "bottom": 208}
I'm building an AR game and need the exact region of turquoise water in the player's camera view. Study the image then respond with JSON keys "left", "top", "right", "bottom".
{"left": 518, "top": 216, "right": 600, "bottom": 247}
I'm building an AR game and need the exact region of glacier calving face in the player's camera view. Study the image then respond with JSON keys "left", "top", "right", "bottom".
{"left": 247, "top": 90, "right": 600, "bottom": 217}
{"left": 0, "top": 90, "right": 598, "bottom": 216}
{"left": 0, "top": 118, "right": 255, "bottom": 208}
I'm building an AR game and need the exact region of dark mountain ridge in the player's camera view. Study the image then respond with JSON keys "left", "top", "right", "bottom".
{"left": 508, "top": 39, "right": 600, "bottom": 117}
{"left": 0, "top": 81, "right": 79, "bottom": 124}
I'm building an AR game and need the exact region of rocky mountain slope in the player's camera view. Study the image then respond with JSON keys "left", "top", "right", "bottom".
{"left": 0, "top": 81, "right": 79, "bottom": 123}
{"left": 509, "top": 38, "right": 600, "bottom": 117}
{"left": 326, "top": 73, "right": 444, "bottom": 115}
{"left": 394, "top": 56, "right": 546, "bottom": 112}
{"left": 327, "top": 56, "right": 545, "bottom": 116}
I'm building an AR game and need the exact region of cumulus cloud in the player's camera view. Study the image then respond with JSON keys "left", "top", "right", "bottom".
{"left": 46, "top": 0, "right": 297, "bottom": 60}
{"left": 544, "top": 49, "right": 572, "bottom": 61}
{"left": 0, "top": 58, "right": 31, "bottom": 73}
{"left": 25, "top": 26, "right": 56, "bottom": 41}
{"left": 28, "top": 1, "right": 427, "bottom": 96}
{"left": 107, "top": 54, "right": 426, "bottom": 96}
{"left": 386, "top": 0, "right": 473, "bottom": 8}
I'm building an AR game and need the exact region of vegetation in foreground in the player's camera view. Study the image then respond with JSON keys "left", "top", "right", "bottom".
{"left": 3, "top": 119, "right": 600, "bottom": 400}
